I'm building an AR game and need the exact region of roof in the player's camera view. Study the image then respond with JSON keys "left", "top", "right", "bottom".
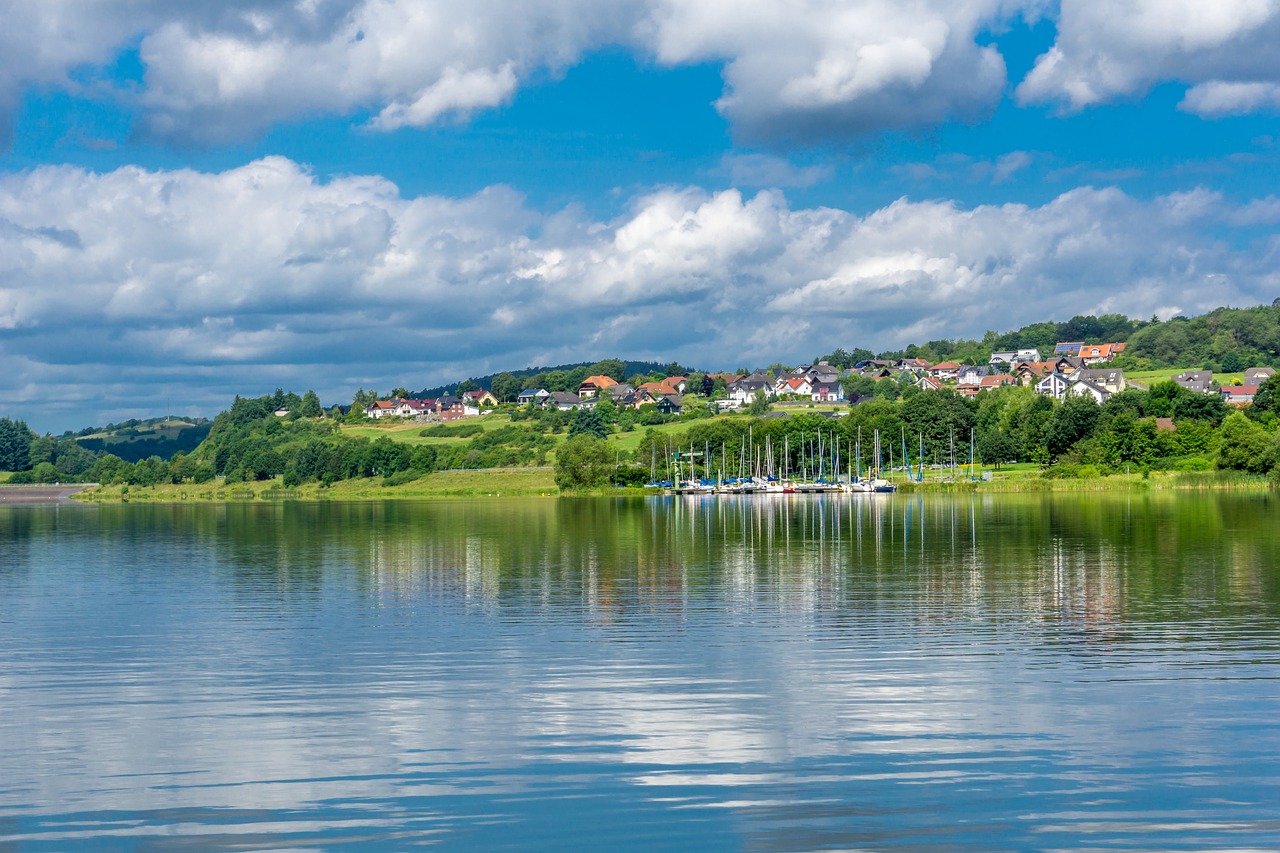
{"left": 930, "top": 361, "right": 961, "bottom": 371}
{"left": 580, "top": 374, "right": 617, "bottom": 389}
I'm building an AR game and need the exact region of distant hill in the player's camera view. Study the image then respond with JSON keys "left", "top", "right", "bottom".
{"left": 415, "top": 360, "right": 683, "bottom": 398}
{"left": 75, "top": 418, "right": 212, "bottom": 463}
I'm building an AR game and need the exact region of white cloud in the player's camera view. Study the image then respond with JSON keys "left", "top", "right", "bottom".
{"left": 640, "top": 0, "right": 1018, "bottom": 142}
{"left": 0, "top": 0, "right": 1040, "bottom": 146}
{"left": 1, "top": 157, "right": 1276, "bottom": 430}
{"left": 1018, "top": 0, "right": 1280, "bottom": 114}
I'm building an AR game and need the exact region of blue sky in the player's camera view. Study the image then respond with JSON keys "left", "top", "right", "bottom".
{"left": 2, "top": 0, "right": 1279, "bottom": 432}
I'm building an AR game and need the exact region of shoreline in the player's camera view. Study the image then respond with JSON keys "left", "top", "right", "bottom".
{"left": 0, "top": 485, "right": 95, "bottom": 505}
{"left": 50, "top": 468, "right": 1276, "bottom": 504}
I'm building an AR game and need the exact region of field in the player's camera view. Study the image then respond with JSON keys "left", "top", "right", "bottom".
{"left": 1125, "top": 368, "right": 1246, "bottom": 388}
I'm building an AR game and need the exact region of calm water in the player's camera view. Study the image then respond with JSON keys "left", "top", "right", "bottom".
{"left": 2, "top": 493, "right": 1280, "bottom": 851}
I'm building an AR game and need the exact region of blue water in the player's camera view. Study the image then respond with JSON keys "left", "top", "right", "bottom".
{"left": 2, "top": 495, "right": 1280, "bottom": 850}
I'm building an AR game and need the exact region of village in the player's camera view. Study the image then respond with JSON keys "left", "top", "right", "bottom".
{"left": 358, "top": 341, "right": 1276, "bottom": 423}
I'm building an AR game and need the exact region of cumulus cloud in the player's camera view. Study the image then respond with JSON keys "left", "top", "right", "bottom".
{"left": 2, "top": 157, "right": 1277, "bottom": 429}
{"left": 0, "top": 0, "right": 1040, "bottom": 146}
{"left": 638, "top": 0, "right": 1021, "bottom": 142}
{"left": 1018, "top": 0, "right": 1280, "bottom": 115}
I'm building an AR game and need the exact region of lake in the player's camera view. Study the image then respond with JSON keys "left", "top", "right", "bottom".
{"left": 2, "top": 493, "right": 1280, "bottom": 850}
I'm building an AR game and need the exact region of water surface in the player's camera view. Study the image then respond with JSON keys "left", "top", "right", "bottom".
{"left": 2, "top": 493, "right": 1279, "bottom": 850}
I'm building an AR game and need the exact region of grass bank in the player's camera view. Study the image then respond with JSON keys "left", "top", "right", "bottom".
{"left": 78, "top": 467, "right": 559, "bottom": 503}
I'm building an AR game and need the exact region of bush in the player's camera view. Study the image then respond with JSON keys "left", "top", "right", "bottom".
{"left": 383, "top": 469, "right": 424, "bottom": 487}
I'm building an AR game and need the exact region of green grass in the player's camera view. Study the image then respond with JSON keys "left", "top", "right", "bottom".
{"left": 1125, "top": 368, "right": 1246, "bottom": 388}
{"left": 77, "top": 467, "right": 559, "bottom": 503}
{"left": 0, "top": 471, "right": 12, "bottom": 484}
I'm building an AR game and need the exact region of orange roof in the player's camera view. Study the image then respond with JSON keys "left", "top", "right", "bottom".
{"left": 580, "top": 374, "right": 617, "bottom": 389}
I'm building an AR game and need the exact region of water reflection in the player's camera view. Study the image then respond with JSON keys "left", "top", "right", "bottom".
{"left": 2, "top": 493, "right": 1279, "bottom": 850}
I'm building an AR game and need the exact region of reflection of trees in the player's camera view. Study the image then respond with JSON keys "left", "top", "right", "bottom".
{"left": 10, "top": 494, "right": 1280, "bottom": 639}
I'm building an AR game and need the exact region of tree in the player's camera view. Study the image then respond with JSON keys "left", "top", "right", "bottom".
{"left": 491, "top": 372, "right": 522, "bottom": 403}
{"left": 747, "top": 389, "right": 772, "bottom": 416}
{"left": 569, "top": 407, "right": 609, "bottom": 439}
{"left": 390, "top": 387, "right": 410, "bottom": 399}
{"left": 456, "top": 379, "right": 479, "bottom": 395}
{"left": 0, "top": 417, "right": 34, "bottom": 471}
{"left": 554, "top": 434, "right": 614, "bottom": 491}
{"left": 297, "top": 390, "right": 323, "bottom": 418}
{"left": 1217, "top": 411, "right": 1272, "bottom": 473}
{"left": 589, "top": 359, "right": 627, "bottom": 382}
{"left": 977, "top": 429, "right": 1016, "bottom": 469}
{"left": 1045, "top": 394, "right": 1100, "bottom": 458}
{"left": 1250, "top": 375, "right": 1280, "bottom": 419}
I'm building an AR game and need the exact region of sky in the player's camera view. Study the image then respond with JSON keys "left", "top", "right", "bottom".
{"left": 2, "top": 0, "right": 1279, "bottom": 433}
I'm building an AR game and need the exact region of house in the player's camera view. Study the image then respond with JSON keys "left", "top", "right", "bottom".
{"left": 273, "top": 408, "right": 290, "bottom": 417}
{"left": 1036, "top": 372, "right": 1070, "bottom": 399}
{"left": 364, "top": 399, "right": 401, "bottom": 419}
{"left": 957, "top": 365, "right": 990, "bottom": 385}
{"left": 577, "top": 375, "right": 618, "bottom": 397}
{"left": 637, "top": 377, "right": 686, "bottom": 397}
{"left": 1244, "top": 367, "right": 1275, "bottom": 384}
{"left": 956, "top": 383, "right": 982, "bottom": 398}
{"left": 917, "top": 375, "right": 945, "bottom": 392}
{"left": 365, "top": 398, "right": 434, "bottom": 419}
{"left": 810, "top": 381, "right": 845, "bottom": 402}
{"left": 895, "top": 357, "right": 933, "bottom": 373}
{"left": 1172, "top": 370, "right": 1214, "bottom": 394}
{"left": 607, "top": 383, "right": 635, "bottom": 402}
{"left": 437, "top": 396, "right": 468, "bottom": 422}
{"left": 1015, "top": 361, "right": 1055, "bottom": 386}
{"left": 927, "top": 361, "right": 961, "bottom": 381}
{"left": 1221, "top": 385, "right": 1260, "bottom": 406}
{"left": 1054, "top": 342, "right": 1084, "bottom": 356}
{"left": 728, "top": 373, "right": 774, "bottom": 404}
{"left": 1080, "top": 342, "right": 1126, "bottom": 364}
{"left": 1076, "top": 368, "right": 1126, "bottom": 394}
{"left": 989, "top": 349, "right": 1041, "bottom": 369}
{"left": 655, "top": 395, "right": 682, "bottom": 415}
{"left": 1050, "top": 355, "right": 1085, "bottom": 375}
{"left": 1066, "top": 376, "right": 1111, "bottom": 403}
{"left": 462, "top": 389, "right": 497, "bottom": 407}
{"left": 517, "top": 388, "right": 551, "bottom": 406}
{"left": 980, "top": 374, "right": 1018, "bottom": 391}
{"left": 544, "top": 391, "right": 584, "bottom": 411}
{"left": 776, "top": 376, "right": 814, "bottom": 398}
